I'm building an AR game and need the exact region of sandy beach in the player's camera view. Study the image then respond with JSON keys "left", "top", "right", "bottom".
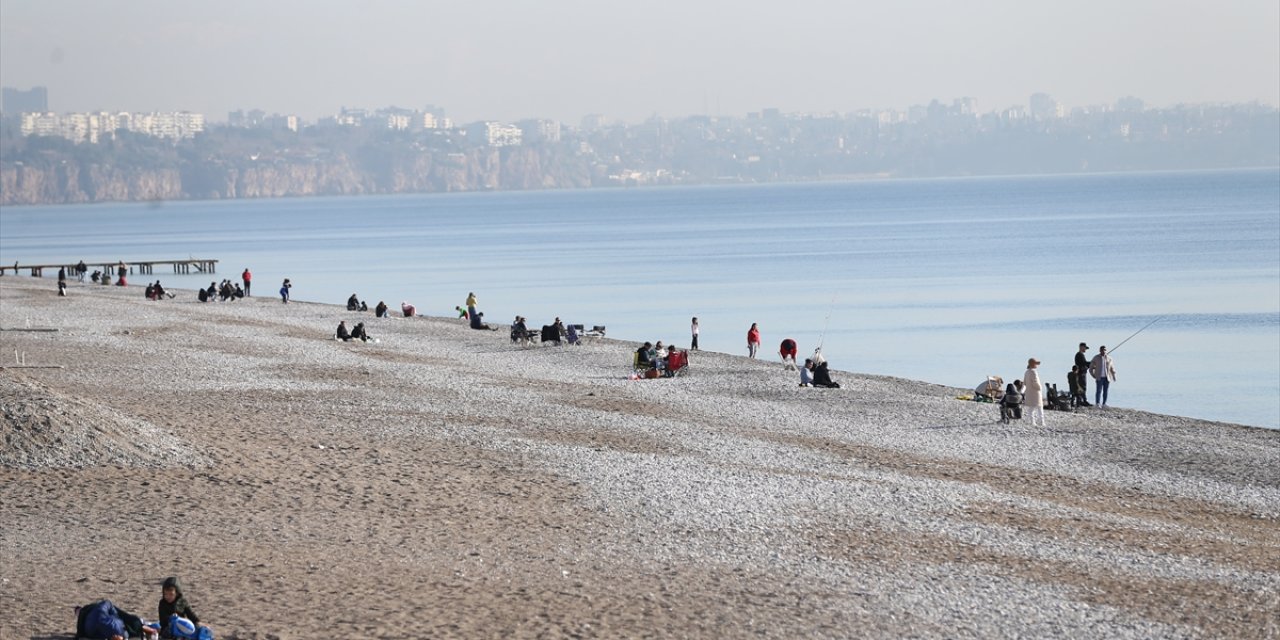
{"left": 1, "top": 277, "right": 1277, "bottom": 639}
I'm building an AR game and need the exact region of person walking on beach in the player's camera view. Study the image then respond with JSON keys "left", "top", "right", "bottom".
{"left": 1073, "top": 342, "right": 1092, "bottom": 407}
{"left": 242, "top": 268, "right": 252, "bottom": 296}
{"left": 747, "top": 323, "right": 761, "bottom": 358}
{"left": 690, "top": 317, "right": 700, "bottom": 351}
{"left": 116, "top": 261, "right": 128, "bottom": 287}
{"left": 76, "top": 260, "right": 87, "bottom": 282}
{"left": 1023, "top": 357, "right": 1046, "bottom": 426}
{"left": 58, "top": 267, "right": 67, "bottom": 296}
{"left": 1090, "top": 345, "right": 1117, "bottom": 407}
{"left": 280, "top": 278, "right": 292, "bottom": 303}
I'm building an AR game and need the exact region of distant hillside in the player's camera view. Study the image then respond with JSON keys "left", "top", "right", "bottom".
{"left": 2, "top": 106, "right": 1276, "bottom": 206}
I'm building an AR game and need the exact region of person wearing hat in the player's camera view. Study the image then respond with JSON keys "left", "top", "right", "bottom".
{"left": 1023, "top": 357, "right": 1046, "bottom": 426}
{"left": 1073, "top": 342, "right": 1092, "bottom": 407}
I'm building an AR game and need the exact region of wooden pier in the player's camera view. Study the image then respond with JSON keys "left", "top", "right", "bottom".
{"left": 0, "top": 259, "right": 218, "bottom": 277}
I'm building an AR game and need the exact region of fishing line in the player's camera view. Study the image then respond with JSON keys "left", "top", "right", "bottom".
{"left": 1108, "top": 314, "right": 1167, "bottom": 354}
{"left": 816, "top": 293, "right": 837, "bottom": 352}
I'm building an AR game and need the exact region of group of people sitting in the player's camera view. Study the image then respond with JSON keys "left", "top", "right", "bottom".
{"left": 197, "top": 280, "right": 244, "bottom": 303}
{"left": 346, "top": 293, "right": 369, "bottom": 312}
{"left": 634, "top": 340, "right": 689, "bottom": 378}
{"left": 75, "top": 576, "right": 212, "bottom": 640}
{"left": 335, "top": 320, "right": 371, "bottom": 342}
{"left": 799, "top": 352, "right": 841, "bottom": 388}
{"left": 144, "top": 281, "right": 175, "bottom": 300}
{"left": 511, "top": 316, "right": 581, "bottom": 345}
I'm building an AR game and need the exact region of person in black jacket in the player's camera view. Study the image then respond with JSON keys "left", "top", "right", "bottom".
{"left": 811, "top": 361, "right": 841, "bottom": 388}
{"left": 1001, "top": 382, "right": 1024, "bottom": 423}
{"left": 336, "top": 321, "right": 352, "bottom": 341}
{"left": 1073, "top": 343, "right": 1092, "bottom": 406}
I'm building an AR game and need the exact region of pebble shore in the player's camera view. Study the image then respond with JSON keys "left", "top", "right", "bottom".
{"left": 2, "top": 277, "right": 1277, "bottom": 639}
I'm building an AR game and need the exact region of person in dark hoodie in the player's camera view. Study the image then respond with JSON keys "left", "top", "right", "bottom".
{"left": 76, "top": 599, "right": 147, "bottom": 640}
{"left": 158, "top": 576, "right": 209, "bottom": 638}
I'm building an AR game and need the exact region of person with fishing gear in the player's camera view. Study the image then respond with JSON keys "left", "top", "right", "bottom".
{"left": 1073, "top": 343, "right": 1092, "bottom": 406}
{"left": 1090, "top": 345, "right": 1117, "bottom": 408}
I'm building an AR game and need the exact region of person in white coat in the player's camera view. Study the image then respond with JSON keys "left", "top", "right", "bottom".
{"left": 1023, "top": 357, "right": 1046, "bottom": 426}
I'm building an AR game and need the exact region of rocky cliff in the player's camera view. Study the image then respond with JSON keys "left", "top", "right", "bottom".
{"left": 1, "top": 146, "right": 593, "bottom": 206}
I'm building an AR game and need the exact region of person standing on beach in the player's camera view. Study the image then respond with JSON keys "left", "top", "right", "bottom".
{"left": 690, "top": 317, "right": 700, "bottom": 350}
{"left": 1090, "top": 345, "right": 1117, "bottom": 407}
{"left": 1073, "top": 343, "right": 1091, "bottom": 407}
{"left": 76, "top": 260, "right": 87, "bottom": 282}
{"left": 280, "top": 278, "right": 292, "bottom": 303}
{"left": 242, "top": 268, "right": 252, "bottom": 296}
{"left": 1023, "top": 357, "right": 1046, "bottom": 426}
{"left": 58, "top": 267, "right": 67, "bottom": 296}
{"left": 465, "top": 292, "right": 479, "bottom": 319}
{"left": 747, "top": 323, "right": 761, "bottom": 358}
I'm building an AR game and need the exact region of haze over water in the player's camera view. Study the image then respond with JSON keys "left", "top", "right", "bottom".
{"left": 2, "top": 168, "right": 1277, "bottom": 429}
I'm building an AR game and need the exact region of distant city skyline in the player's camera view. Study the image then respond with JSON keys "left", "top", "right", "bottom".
{"left": 2, "top": 0, "right": 1277, "bottom": 125}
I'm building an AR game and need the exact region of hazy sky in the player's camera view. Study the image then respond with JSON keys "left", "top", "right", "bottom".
{"left": 2, "top": 0, "right": 1277, "bottom": 124}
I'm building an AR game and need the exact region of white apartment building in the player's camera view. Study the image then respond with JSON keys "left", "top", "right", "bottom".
{"left": 19, "top": 110, "right": 204, "bottom": 143}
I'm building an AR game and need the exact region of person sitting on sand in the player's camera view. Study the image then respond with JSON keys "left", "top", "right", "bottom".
{"left": 470, "top": 311, "right": 494, "bottom": 330}
{"left": 375, "top": 301, "right": 388, "bottom": 318}
{"left": 347, "top": 294, "right": 361, "bottom": 311}
{"left": 336, "top": 321, "right": 352, "bottom": 341}
{"left": 401, "top": 301, "right": 416, "bottom": 317}
{"left": 158, "top": 576, "right": 211, "bottom": 639}
{"left": 1000, "top": 382, "right": 1024, "bottom": 423}
{"left": 811, "top": 360, "right": 841, "bottom": 388}
{"left": 351, "top": 322, "right": 370, "bottom": 343}
{"left": 800, "top": 358, "right": 814, "bottom": 386}
{"left": 76, "top": 599, "right": 148, "bottom": 640}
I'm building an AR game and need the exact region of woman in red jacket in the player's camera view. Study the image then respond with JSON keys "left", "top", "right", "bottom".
{"left": 747, "top": 323, "right": 761, "bottom": 358}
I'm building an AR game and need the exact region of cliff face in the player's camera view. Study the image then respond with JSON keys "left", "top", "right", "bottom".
{"left": 1, "top": 162, "right": 183, "bottom": 204}
{"left": 1, "top": 146, "right": 592, "bottom": 206}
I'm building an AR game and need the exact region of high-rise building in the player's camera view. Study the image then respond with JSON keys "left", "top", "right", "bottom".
{"left": 2, "top": 86, "right": 49, "bottom": 114}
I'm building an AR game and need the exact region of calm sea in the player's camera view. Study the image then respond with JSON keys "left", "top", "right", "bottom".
{"left": 3, "top": 169, "right": 1278, "bottom": 429}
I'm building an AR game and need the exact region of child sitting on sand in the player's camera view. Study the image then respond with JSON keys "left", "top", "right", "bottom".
{"left": 158, "top": 576, "right": 212, "bottom": 639}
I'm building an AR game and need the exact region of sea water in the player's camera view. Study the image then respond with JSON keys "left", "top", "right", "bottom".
{"left": 2, "top": 168, "right": 1278, "bottom": 428}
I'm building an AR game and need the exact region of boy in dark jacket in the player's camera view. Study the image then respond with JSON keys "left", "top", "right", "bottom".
{"left": 158, "top": 576, "right": 202, "bottom": 637}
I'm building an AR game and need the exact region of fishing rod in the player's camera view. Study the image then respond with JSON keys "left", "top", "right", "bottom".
{"left": 816, "top": 293, "right": 837, "bottom": 351}
{"left": 1108, "top": 314, "right": 1167, "bottom": 354}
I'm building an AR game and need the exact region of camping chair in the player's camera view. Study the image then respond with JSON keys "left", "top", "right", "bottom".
{"left": 540, "top": 324, "right": 562, "bottom": 345}
{"left": 566, "top": 324, "right": 581, "bottom": 345}
{"left": 1045, "top": 384, "right": 1074, "bottom": 411}
{"left": 664, "top": 349, "right": 689, "bottom": 377}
